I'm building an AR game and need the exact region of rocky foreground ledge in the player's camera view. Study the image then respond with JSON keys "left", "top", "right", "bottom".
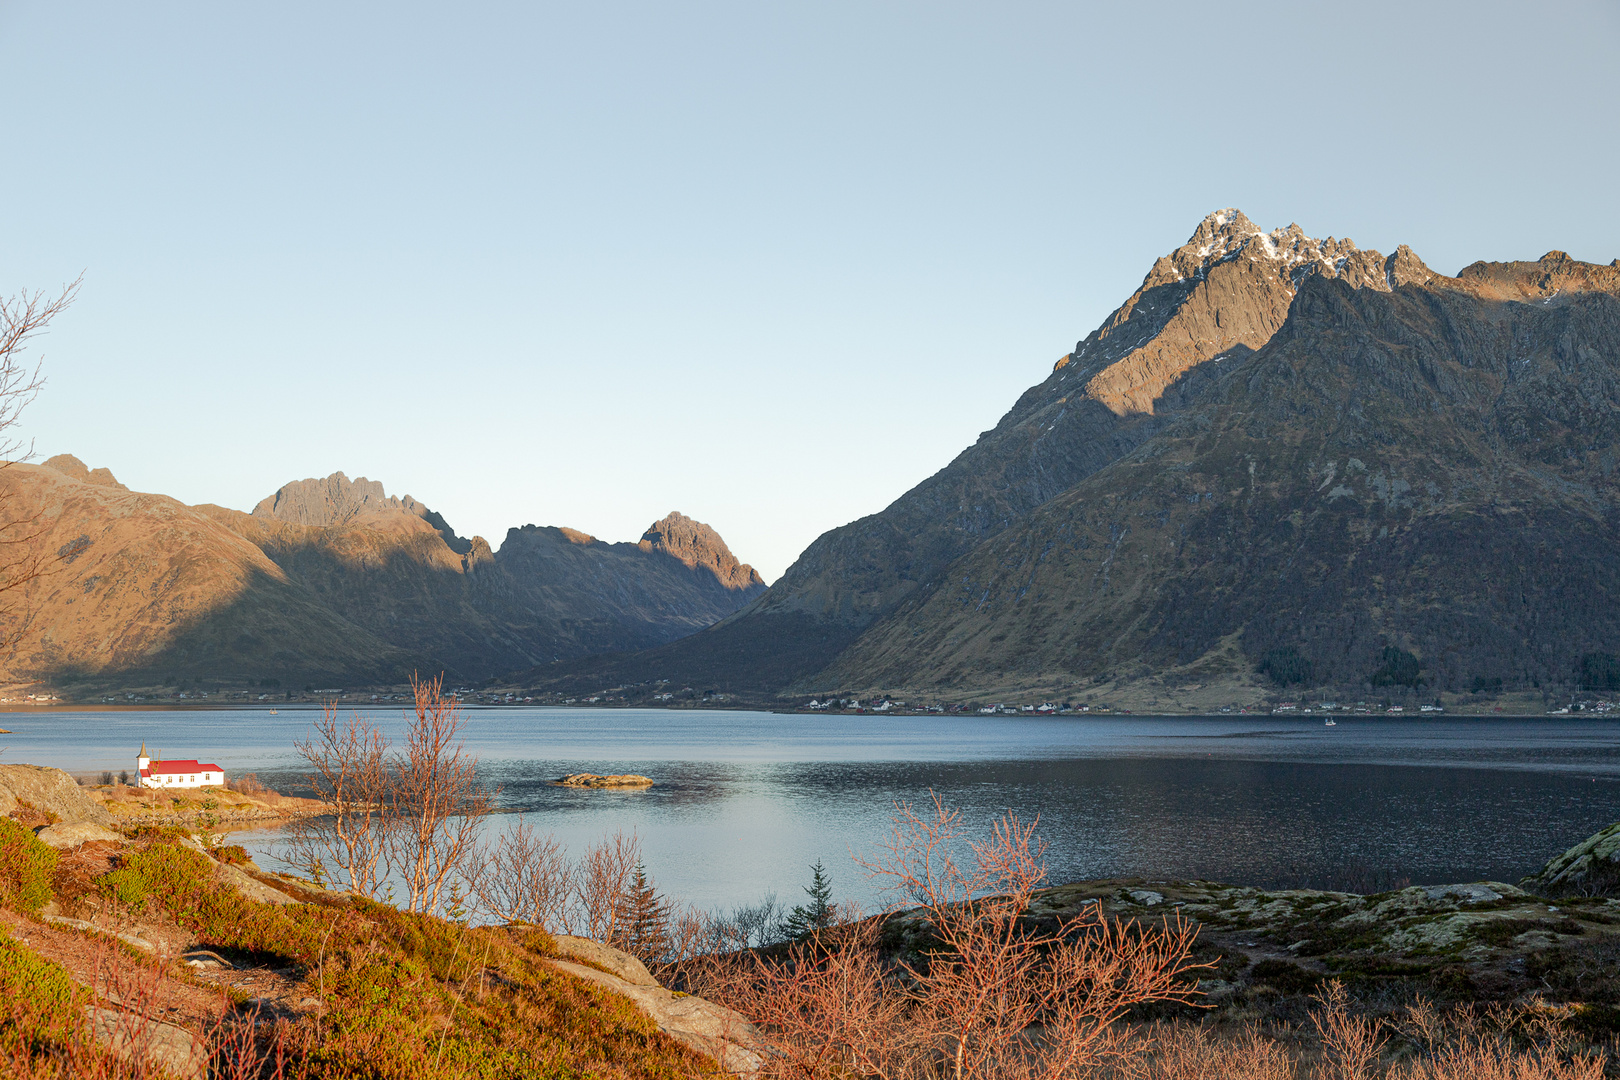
{"left": 980, "top": 826, "right": 1620, "bottom": 1021}
{"left": 0, "top": 762, "right": 756, "bottom": 1077}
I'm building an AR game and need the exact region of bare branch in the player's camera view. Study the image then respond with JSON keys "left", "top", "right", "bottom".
{"left": 388, "top": 672, "right": 496, "bottom": 916}
{"left": 288, "top": 704, "right": 391, "bottom": 899}
{"left": 468, "top": 817, "right": 573, "bottom": 929}
{"left": 0, "top": 274, "right": 82, "bottom": 621}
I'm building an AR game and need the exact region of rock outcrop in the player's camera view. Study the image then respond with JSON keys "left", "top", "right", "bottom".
{"left": 35, "top": 821, "right": 122, "bottom": 848}
{"left": 253, "top": 472, "right": 417, "bottom": 528}
{"left": 86, "top": 1005, "right": 206, "bottom": 1079}
{"left": 40, "top": 454, "right": 127, "bottom": 490}
{"left": 1524, "top": 823, "right": 1620, "bottom": 895}
{"left": 0, "top": 765, "right": 115, "bottom": 827}
{"left": 640, "top": 512, "right": 765, "bottom": 592}
{"left": 552, "top": 934, "right": 658, "bottom": 983}
{"left": 556, "top": 773, "right": 654, "bottom": 788}
{"left": 548, "top": 936, "right": 761, "bottom": 1075}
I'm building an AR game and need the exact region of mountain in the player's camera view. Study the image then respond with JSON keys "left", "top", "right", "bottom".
{"left": 0, "top": 458, "right": 419, "bottom": 686}
{"left": 516, "top": 211, "right": 1447, "bottom": 693}
{"left": 820, "top": 250, "right": 1620, "bottom": 699}
{"left": 0, "top": 461, "right": 763, "bottom": 688}
{"left": 522, "top": 211, "right": 1620, "bottom": 702}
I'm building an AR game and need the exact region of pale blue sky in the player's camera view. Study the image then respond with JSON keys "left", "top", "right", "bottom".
{"left": 3, "top": 1, "right": 1617, "bottom": 580}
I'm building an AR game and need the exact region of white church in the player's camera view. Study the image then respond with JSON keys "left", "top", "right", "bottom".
{"left": 136, "top": 743, "right": 225, "bottom": 789}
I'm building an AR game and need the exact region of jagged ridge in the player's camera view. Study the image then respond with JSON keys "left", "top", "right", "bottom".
{"left": 524, "top": 210, "right": 1430, "bottom": 695}
{"left": 816, "top": 249, "right": 1620, "bottom": 696}
{"left": 0, "top": 464, "right": 765, "bottom": 686}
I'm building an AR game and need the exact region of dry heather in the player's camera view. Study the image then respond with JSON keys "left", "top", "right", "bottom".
{"left": 1, "top": 827, "right": 712, "bottom": 1078}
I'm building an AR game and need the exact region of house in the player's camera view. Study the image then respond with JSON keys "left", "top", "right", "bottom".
{"left": 136, "top": 742, "right": 224, "bottom": 789}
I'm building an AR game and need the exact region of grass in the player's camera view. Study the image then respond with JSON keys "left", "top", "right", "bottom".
{"left": 3, "top": 835, "right": 718, "bottom": 1078}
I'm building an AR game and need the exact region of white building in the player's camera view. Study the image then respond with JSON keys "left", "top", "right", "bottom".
{"left": 136, "top": 743, "right": 224, "bottom": 789}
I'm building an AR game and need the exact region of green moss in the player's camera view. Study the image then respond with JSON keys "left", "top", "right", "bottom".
{"left": 216, "top": 844, "right": 250, "bottom": 865}
{"left": 98, "top": 866, "right": 151, "bottom": 908}
{"left": 0, "top": 928, "right": 77, "bottom": 1027}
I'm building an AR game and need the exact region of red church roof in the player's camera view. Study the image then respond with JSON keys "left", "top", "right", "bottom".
{"left": 139, "top": 759, "right": 222, "bottom": 777}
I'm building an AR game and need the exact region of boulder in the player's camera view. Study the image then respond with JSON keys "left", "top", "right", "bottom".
{"left": 1423, "top": 883, "right": 1516, "bottom": 904}
{"left": 1524, "top": 823, "right": 1620, "bottom": 894}
{"left": 214, "top": 861, "right": 301, "bottom": 906}
{"left": 547, "top": 956, "right": 762, "bottom": 1075}
{"left": 0, "top": 764, "right": 115, "bottom": 826}
{"left": 552, "top": 934, "right": 657, "bottom": 985}
{"left": 35, "top": 821, "right": 122, "bottom": 848}
{"left": 85, "top": 1006, "right": 205, "bottom": 1079}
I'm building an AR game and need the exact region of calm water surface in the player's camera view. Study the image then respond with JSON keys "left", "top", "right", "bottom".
{"left": 5, "top": 707, "right": 1618, "bottom": 910}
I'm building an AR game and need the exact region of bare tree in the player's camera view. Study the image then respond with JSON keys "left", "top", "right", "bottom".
{"left": 289, "top": 704, "right": 391, "bottom": 899}
{"left": 291, "top": 675, "right": 493, "bottom": 914}
{"left": 0, "top": 276, "right": 81, "bottom": 621}
{"left": 695, "top": 795, "right": 1209, "bottom": 1080}
{"left": 859, "top": 795, "right": 1207, "bottom": 1078}
{"left": 468, "top": 817, "right": 573, "bottom": 928}
{"left": 571, "top": 829, "right": 642, "bottom": 942}
{"left": 388, "top": 673, "right": 494, "bottom": 916}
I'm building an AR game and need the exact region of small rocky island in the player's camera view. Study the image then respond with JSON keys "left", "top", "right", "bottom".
{"left": 556, "top": 773, "right": 654, "bottom": 788}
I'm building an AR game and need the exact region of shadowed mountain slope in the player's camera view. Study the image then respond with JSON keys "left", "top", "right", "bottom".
{"left": 519, "top": 210, "right": 1431, "bottom": 694}
{"left": 0, "top": 463, "right": 763, "bottom": 686}
{"left": 0, "top": 461, "right": 421, "bottom": 686}
{"left": 817, "top": 253, "right": 1620, "bottom": 696}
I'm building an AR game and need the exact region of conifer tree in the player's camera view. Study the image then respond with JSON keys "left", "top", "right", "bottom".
{"left": 783, "top": 858, "right": 835, "bottom": 941}
{"left": 615, "top": 861, "right": 671, "bottom": 962}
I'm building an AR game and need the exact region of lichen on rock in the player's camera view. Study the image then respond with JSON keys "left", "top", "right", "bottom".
{"left": 1524, "top": 822, "right": 1620, "bottom": 895}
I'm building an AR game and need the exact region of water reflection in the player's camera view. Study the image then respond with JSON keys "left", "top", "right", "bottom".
{"left": 7, "top": 707, "right": 1620, "bottom": 910}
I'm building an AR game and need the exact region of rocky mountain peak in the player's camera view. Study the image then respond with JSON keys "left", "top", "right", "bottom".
{"left": 253, "top": 472, "right": 402, "bottom": 526}
{"left": 1059, "top": 209, "right": 1419, "bottom": 416}
{"left": 639, "top": 512, "right": 765, "bottom": 592}
{"left": 1138, "top": 208, "right": 1388, "bottom": 296}
{"left": 41, "top": 454, "right": 127, "bottom": 490}
{"left": 252, "top": 471, "right": 471, "bottom": 552}
{"left": 1385, "top": 244, "right": 1437, "bottom": 289}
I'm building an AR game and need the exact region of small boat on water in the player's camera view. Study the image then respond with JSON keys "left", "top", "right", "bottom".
{"left": 269, "top": 709, "right": 278, "bottom": 715}
{"left": 0, "top": 728, "right": 11, "bottom": 734}
{"left": 1324, "top": 718, "right": 1336, "bottom": 727}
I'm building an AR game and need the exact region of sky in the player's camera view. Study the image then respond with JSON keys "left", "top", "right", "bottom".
{"left": 2, "top": 1, "right": 1618, "bottom": 582}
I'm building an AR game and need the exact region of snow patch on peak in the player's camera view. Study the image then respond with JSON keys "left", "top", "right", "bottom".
{"left": 1157, "top": 211, "right": 1395, "bottom": 292}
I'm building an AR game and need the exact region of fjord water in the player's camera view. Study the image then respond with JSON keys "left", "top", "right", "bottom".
{"left": 8, "top": 708, "right": 1620, "bottom": 910}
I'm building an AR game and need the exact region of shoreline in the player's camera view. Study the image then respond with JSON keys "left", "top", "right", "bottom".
{"left": 0, "top": 701, "right": 1594, "bottom": 719}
